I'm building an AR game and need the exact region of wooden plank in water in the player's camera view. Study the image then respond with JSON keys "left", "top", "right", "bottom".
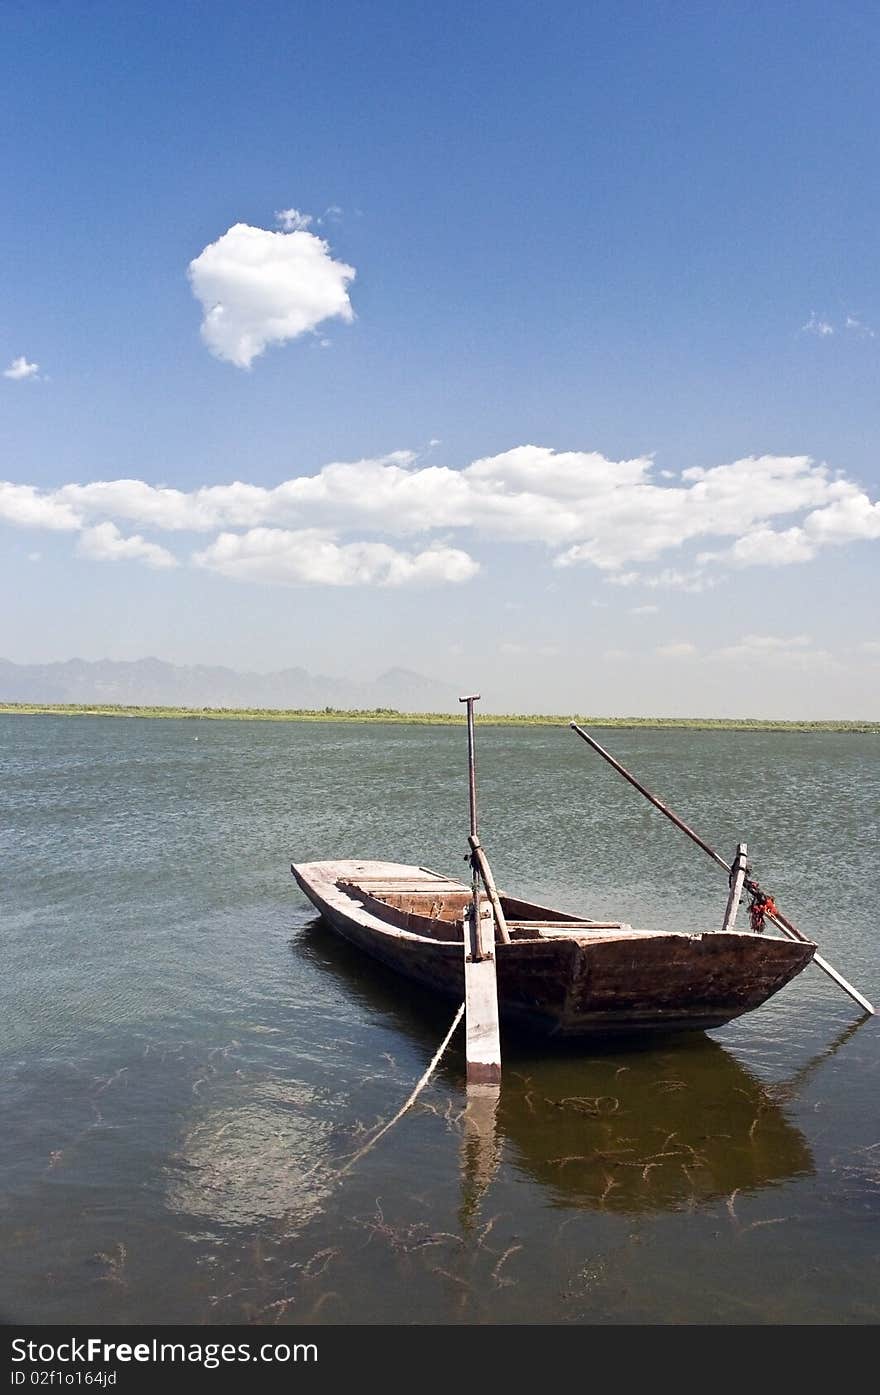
{"left": 464, "top": 899, "right": 502, "bottom": 1085}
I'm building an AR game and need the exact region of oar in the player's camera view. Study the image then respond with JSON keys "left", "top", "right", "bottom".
{"left": 569, "top": 722, "right": 875, "bottom": 1016}
{"left": 460, "top": 695, "right": 503, "bottom": 1084}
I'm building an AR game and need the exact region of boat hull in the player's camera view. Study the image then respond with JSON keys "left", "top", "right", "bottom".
{"left": 291, "top": 860, "right": 816, "bottom": 1038}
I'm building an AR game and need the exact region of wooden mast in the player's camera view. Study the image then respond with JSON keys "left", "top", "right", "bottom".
{"left": 460, "top": 695, "right": 502, "bottom": 1084}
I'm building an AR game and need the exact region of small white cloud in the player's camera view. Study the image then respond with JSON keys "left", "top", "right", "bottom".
{"left": 77, "top": 522, "right": 177, "bottom": 570}
{"left": 611, "top": 566, "right": 714, "bottom": 592}
{"left": 629, "top": 604, "right": 659, "bottom": 615}
{"left": 4, "top": 356, "right": 40, "bottom": 380}
{"left": 858, "top": 640, "right": 880, "bottom": 655}
{"left": 193, "top": 528, "right": 478, "bottom": 588}
{"left": 802, "top": 493, "right": 880, "bottom": 546}
{"left": 27, "top": 551, "right": 41, "bottom": 562}
{"left": 720, "top": 633, "right": 812, "bottom": 654}
{"left": 188, "top": 222, "right": 355, "bottom": 368}
{"left": 656, "top": 642, "right": 697, "bottom": 658}
{"left": 799, "top": 312, "right": 876, "bottom": 340}
{"left": 645, "top": 568, "right": 714, "bottom": 593}
{"left": 500, "top": 640, "right": 557, "bottom": 657}
{"left": 726, "top": 525, "right": 816, "bottom": 566}
{"left": 275, "top": 207, "right": 313, "bottom": 232}
{"left": 711, "top": 633, "right": 835, "bottom": 671}
{"left": 845, "top": 315, "right": 875, "bottom": 338}
{"left": 801, "top": 312, "right": 834, "bottom": 337}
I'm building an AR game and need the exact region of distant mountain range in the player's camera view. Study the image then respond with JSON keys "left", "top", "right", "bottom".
{"left": 0, "top": 657, "right": 461, "bottom": 712}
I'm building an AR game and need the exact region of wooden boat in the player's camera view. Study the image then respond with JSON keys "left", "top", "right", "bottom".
{"left": 290, "top": 858, "right": 816, "bottom": 1038}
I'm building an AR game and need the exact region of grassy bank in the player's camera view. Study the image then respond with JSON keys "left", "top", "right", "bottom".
{"left": 0, "top": 703, "right": 878, "bottom": 733}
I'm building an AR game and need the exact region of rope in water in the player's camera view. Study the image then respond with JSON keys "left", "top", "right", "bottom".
{"left": 337, "top": 1001, "right": 465, "bottom": 1177}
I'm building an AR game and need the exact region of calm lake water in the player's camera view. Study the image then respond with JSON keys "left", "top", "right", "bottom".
{"left": 2, "top": 716, "right": 878, "bottom": 1325}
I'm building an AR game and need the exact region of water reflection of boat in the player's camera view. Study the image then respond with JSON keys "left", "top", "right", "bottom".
{"left": 497, "top": 1040, "right": 814, "bottom": 1213}
{"left": 294, "top": 920, "right": 818, "bottom": 1214}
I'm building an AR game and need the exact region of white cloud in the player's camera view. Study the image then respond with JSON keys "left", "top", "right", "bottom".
{"left": 802, "top": 493, "right": 880, "bottom": 546}
{"left": 5, "top": 449, "right": 863, "bottom": 561}
{"left": 500, "top": 641, "right": 558, "bottom": 656}
{"left": 188, "top": 222, "right": 355, "bottom": 368}
{"left": 0, "top": 483, "right": 80, "bottom": 531}
{"left": 724, "top": 525, "right": 817, "bottom": 566}
{"left": 710, "top": 634, "right": 836, "bottom": 671}
{"left": 193, "top": 529, "right": 478, "bottom": 587}
{"left": 799, "top": 312, "right": 876, "bottom": 340}
{"left": 57, "top": 477, "right": 278, "bottom": 532}
{"left": 720, "top": 633, "right": 812, "bottom": 652}
{"left": 275, "top": 207, "right": 313, "bottom": 232}
{"left": 4, "top": 356, "right": 40, "bottom": 380}
{"left": 656, "top": 642, "right": 697, "bottom": 658}
{"left": 629, "top": 604, "right": 659, "bottom": 614}
{"left": 643, "top": 568, "right": 716, "bottom": 593}
{"left": 76, "top": 522, "right": 177, "bottom": 569}
{"left": 801, "top": 312, "right": 834, "bottom": 337}
{"left": 717, "top": 490, "right": 880, "bottom": 567}
{"left": 858, "top": 640, "right": 880, "bottom": 655}
{"left": 610, "top": 566, "right": 713, "bottom": 592}
{"left": 2, "top": 444, "right": 878, "bottom": 588}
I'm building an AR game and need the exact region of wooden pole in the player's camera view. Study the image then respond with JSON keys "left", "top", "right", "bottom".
{"left": 569, "top": 722, "right": 875, "bottom": 1016}
{"left": 722, "top": 842, "right": 749, "bottom": 931}
{"left": 461, "top": 694, "right": 480, "bottom": 842}
{"left": 458, "top": 694, "right": 510, "bottom": 942}
{"left": 469, "top": 836, "right": 511, "bottom": 944}
{"left": 460, "top": 695, "right": 502, "bottom": 1083}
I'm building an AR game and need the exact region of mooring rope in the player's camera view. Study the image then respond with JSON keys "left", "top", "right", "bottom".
{"left": 337, "top": 1001, "right": 465, "bottom": 1176}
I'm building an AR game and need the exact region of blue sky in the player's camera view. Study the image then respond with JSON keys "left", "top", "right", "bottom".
{"left": 2, "top": 1, "right": 879, "bottom": 714}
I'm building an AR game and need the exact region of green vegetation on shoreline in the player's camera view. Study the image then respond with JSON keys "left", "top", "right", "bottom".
{"left": 0, "top": 702, "right": 877, "bottom": 733}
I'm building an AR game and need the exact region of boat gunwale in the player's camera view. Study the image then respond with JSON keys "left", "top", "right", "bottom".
{"left": 291, "top": 859, "right": 818, "bottom": 953}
